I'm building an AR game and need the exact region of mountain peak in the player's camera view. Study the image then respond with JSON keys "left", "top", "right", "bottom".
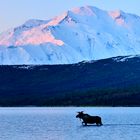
{"left": 71, "top": 5, "right": 101, "bottom": 16}
{"left": 108, "top": 10, "right": 126, "bottom": 25}
{"left": 0, "top": 6, "right": 140, "bottom": 65}
{"left": 109, "top": 10, "right": 122, "bottom": 18}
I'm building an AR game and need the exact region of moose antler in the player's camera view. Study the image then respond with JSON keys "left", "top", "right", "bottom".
{"left": 77, "top": 111, "right": 84, "bottom": 113}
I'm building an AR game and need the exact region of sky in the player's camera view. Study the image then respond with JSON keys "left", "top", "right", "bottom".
{"left": 0, "top": 0, "right": 140, "bottom": 33}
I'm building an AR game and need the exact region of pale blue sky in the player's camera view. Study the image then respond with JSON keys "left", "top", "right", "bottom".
{"left": 0, "top": 0, "right": 140, "bottom": 33}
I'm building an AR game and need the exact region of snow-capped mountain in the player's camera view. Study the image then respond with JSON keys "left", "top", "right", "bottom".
{"left": 1, "top": 6, "right": 140, "bottom": 65}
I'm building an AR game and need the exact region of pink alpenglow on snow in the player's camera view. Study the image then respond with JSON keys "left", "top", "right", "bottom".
{"left": 15, "top": 29, "right": 64, "bottom": 46}
{"left": 71, "top": 6, "right": 96, "bottom": 16}
{"left": 47, "top": 12, "right": 68, "bottom": 26}
{"left": 0, "top": 6, "right": 140, "bottom": 65}
{"left": 108, "top": 10, "right": 126, "bottom": 26}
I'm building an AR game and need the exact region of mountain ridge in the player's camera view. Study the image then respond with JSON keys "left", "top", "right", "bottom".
{"left": 0, "top": 55, "right": 140, "bottom": 106}
{"left": 1, "top": 6, "right": 140, "bottom": 64}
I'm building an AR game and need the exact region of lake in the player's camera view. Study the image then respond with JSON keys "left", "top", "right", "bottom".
{"left": 0, "top": 107, "right": 139, "bottom": 140}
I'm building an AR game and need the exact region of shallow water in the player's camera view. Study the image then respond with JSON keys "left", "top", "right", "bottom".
{"left": 0, "top": 107, "right": 139, "bottom": 140}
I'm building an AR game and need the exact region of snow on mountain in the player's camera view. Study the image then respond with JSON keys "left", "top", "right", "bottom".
{"left": 1, "top": 5, "right": 140, "bottom": 65}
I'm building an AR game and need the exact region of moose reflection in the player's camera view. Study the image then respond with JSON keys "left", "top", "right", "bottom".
{"left": 76, "top": 111, "right": 103, "bottom": 126}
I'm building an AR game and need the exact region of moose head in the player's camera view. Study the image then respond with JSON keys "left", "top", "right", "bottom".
{"left": 76, "top": 111, "right": 84, "bottom": 119}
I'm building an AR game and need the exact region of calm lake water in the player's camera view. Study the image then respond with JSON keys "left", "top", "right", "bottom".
{"left": 0, "top": 107, "right": 139, "bottom": 140}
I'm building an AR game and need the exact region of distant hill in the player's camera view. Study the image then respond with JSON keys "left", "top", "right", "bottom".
{"left": 0, "top": 55, "right": 140, "bottom": 106}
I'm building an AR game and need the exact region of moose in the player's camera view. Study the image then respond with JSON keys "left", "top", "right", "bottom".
{"left": 76, "top": 111, "right": 103, "bottom": 126}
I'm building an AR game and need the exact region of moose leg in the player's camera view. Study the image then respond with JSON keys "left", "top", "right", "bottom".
{"left": 82, "top": 121, "right": 87, "bottom": 126}
{"left": 96, "top": 123, "right": 99, "bottom": 126}
{"left": 85, "top": 122, "right": 87, "bottom": 126}
{"left": 96, "top": 122, "right": 102, "bottom": 126}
